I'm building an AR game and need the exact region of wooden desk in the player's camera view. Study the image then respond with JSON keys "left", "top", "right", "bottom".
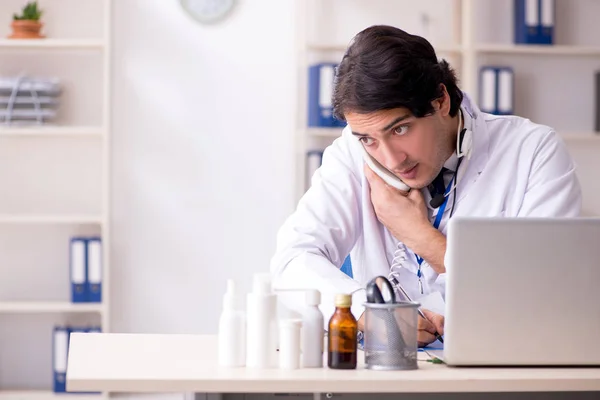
{"left": 66, "top": 333, "right": 600, "bottom": 394}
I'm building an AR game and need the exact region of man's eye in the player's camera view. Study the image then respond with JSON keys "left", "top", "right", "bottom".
{"left": 359, "top": 137, "right": 375, "bottom": 146}
{"left": 394, "top": 125, "right": 409, "bottom": 136}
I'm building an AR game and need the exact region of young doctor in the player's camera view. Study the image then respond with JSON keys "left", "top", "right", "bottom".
{"left": 270, "top": 25, "right": 582, "bottom": 346}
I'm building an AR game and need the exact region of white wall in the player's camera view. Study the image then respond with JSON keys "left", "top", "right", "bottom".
{"left": 110, "top": 0, "right": 297, "bottom": 334}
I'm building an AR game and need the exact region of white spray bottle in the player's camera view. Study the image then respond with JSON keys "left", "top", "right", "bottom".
{"left": 218, "top": 279, "right": 246, "bottom": 367}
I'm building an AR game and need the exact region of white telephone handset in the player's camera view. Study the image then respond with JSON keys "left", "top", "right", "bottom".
{"left": 359, "top": 143, "right": 411, "bottom": 192}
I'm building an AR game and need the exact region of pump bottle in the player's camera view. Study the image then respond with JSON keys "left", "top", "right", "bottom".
{"left": 217, "top": 279, "right": 246, "bottom": 367}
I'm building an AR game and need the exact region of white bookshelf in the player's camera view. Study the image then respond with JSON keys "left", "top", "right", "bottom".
{"left": 0, "top": 390, "right": 103, "bottom": 400}
{"left": 0, "top": 0, "right": 111, "bottom": 396}
{"left": 306, "top": 127, "right": 344, "bottom": 138}
{"left": 561, "top": 132, "right": 600, "bottom": 141}
{"left": 295, "top": 0, "right": 600, "bottom": 201}
{"left": 475, "top": 43, "right": 600, "bottom": 56}
{"left": 0, "top": 126, "right": 104, "bottom": 137}
{"left": 0, "top": 302, "right": 105, "bottom": 314}
{"left": 306, "top": 42, "right": 463, "bottom": 54}
{"left": 0, "top": 39, "right": 105, "bottom": 49}
{"left": 0, "top": 215, "right": 103, "bottom": 224}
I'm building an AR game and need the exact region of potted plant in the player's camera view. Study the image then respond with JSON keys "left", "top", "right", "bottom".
{"left": 9, "top": 1, "right": 44, "bottom": 39}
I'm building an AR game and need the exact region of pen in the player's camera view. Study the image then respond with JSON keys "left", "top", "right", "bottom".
{"left": 416, "top": 308, "right": 444, "bottom": 344}
{"left": 390, "top": 277, "right": 444, "bottom": 344}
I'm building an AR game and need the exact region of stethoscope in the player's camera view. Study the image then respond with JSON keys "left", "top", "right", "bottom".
{"left": 428, "top": 107, "right": 474, "bottom": 211}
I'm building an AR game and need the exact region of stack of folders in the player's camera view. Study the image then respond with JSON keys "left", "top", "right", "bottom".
{"left": 514, "top": 0, "right": 554, "bottom": 45}
{"left": 0, "top": 75, "right": 61, "bottom": 125}
{"left": 53, "top": 325, "right": 101, "bottom": 393}
{"left": 308, "top": 63, "right": 346, "bottom": 128}
{"left": 70, "top": 237, "right": 102, "bottom": 303}
{"left": 479, "top": 67, "right": 515, "bottom": 116}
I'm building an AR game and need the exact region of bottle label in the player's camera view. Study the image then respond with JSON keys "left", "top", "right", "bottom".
{"left": 328, "top": 327, "right": 357, "bottom": 352}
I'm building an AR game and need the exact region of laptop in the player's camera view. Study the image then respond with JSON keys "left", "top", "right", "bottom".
{"left": 442, "top": 217, "right": 600, "bottom": 366}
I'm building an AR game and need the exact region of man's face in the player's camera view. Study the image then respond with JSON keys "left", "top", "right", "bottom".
{"left": 346, "top": 102, "right": 453, "bottom": 190}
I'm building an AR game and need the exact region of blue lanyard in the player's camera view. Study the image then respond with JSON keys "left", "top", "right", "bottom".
{"left": 414, "top": 176, "right": 454, "bottom": 269}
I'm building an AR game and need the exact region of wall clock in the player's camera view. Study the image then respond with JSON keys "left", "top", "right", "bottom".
{"left": 180, "top": 0, "right": 236, "bottom": 24}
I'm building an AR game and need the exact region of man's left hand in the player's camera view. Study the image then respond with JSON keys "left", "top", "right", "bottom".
{"left": 364, "top": 164, "right": 430, "bottom": 246}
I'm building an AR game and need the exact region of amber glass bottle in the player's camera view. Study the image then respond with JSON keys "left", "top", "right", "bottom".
{"left": 327, "top": 293, "right": 358, "bottom": 369}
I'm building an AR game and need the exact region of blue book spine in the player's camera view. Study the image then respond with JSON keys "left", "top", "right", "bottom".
{"left": 538, "top": 0, "right": 554, "bottom": 45}
{"left": 496, "top": 67, "right": 515, "bottom": 115}
{"left": 479, "top": 66, "right": 498, "bottom": 114}
{"left": 69, "top": 237, "right": 87, "bottom": 303}
{"left": 86, "top": 237, "right": 102, "bottom": 303}
{"left": 308, "top": 63, "right": 345, "bottom": 128}
{"left": 479, "top": 66, "right": 515, "bottom": 115}
{"left": 52, "top": 326, "right": 69, "bottom": 393}
{"left": 515, "top": 0, "right": 540, "bottom": 44}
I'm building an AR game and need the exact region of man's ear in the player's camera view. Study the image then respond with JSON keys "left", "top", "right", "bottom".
{"left": 432, "top": 84, "right": 451, "bottom": 117}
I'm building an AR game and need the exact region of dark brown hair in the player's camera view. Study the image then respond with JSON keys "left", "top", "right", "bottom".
{"left": 332, "top": 25, "right": 463, "bottom": 122}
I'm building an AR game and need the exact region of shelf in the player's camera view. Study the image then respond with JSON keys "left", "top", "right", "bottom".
{"left": 305, "top": 43, "right": 351, "bottom": 52}
{"left": 0, "top": 39, "right": 105, "bottom": 49}
{"left": 581, "top": 209, "right": 600, "bottom": 217}
{"left": 307, "top": 127, "right": 345, "bottom": 138}
{"left": 433, "top": 45, "right": 463, "bottom": 54}
{"left": 0, "top": 215, "right": 103, "bottom": 224}
{"left": 307, "top": 43, "right": 462, "bottom": 54}
{"left": 0, "top": 302, "right": 104, "bottom": 314}
{"left": 560, "top": 132, "right": 600, "bottom": 142}
{"left": 0, "top": 391, "right": 103, "bottom": 400}
{"left": 475, "top": 44, "right": 600, "bottom": 56}
{"left": 0, "top": 126, "right": 104, "bottom": 137}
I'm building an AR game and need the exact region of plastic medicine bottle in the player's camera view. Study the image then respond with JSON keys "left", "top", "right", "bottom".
{"left": 279, "top": 319, "right": 302, "bottom": 369}
{"left": 246, "top": 273, "right": 278, "bottom": 368}
{"left": 301, "top": 289, "right": 325, "bottom": 368}
{"left": 327, "top": 293, "right": 358, "bottom": 369}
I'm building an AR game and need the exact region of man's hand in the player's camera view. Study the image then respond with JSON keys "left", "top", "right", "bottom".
{"left": 359, "top": 308, "right": 444, "bottom": 348}
{"left": 418, "top": 309, "right": 444, "bottom": 347}
{"left": 364, "top": 164, "right": 430, "bottom": 244}
{"left": 357, "top": 312, "right": 365, "bottom": 332}
{"left": 364, "top": 164, "right": 447, "bottom": 274}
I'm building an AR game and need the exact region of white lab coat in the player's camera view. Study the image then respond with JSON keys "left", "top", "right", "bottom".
{"left": 270, "top": 93, "right": 582, "bottom": 321}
